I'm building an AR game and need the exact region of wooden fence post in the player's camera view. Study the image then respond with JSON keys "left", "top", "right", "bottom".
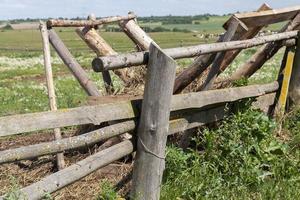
{"left": 289, "top": 32, "right": 300, "bottom": 105}
{"left": 131, "top": 43, "right": 177, "bottom": 199}
{"left": 48, "top": 29, "right": 100, "bottom": 96}
{"left": 275, "top": 48, "right": 294, "bottom": 115}
{"left": 39, "top": 21, "right": 65, "bottom": 170}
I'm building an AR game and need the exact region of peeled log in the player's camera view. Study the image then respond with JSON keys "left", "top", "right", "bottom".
{"left": 76, "top": 26, "right": 130, "bottom": 85}
{"left": 92, "top": 31, "right": 299, "bottom": 72}
{"left": 11, "top": 141, "right": 134, "bottom": 200}
{"left": 119, "top": 17, "right": 154, "bottom": 50}
{"left": 48, "top": 29, "right": 100, "bottom": 96}
{"left": 47, "top": 14, "right": 136, "bottom": 28}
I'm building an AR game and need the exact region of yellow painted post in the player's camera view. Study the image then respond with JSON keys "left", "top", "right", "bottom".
{"left": 277, "top": 51, "right": 295, "bottom": 113}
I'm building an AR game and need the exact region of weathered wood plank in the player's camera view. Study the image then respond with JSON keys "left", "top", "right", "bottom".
{"left": 0, "top": 82, "right": 278, "bottom": 137}
{"left": 48, "top": 29, "right": 100, "bottom": 96}
{"left": 92, "top": 31, "right": 299, "bottom": 72}
{"left": 199, "top": 17, "right": 242, "bottom": 91}
{"left": 39, "top": 21, "right": 65, "bottom": 170}
{"left": 131, "top": 43, "right": 177, "bottom": 199}
{"left": 47, "top": 14, "right": 136, "bottom": 27}
{"left": 224, "top": 5, "right": 300, "bottom": 28}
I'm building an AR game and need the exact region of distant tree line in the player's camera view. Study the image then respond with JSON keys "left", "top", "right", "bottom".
{"left": 138, "top": 14, "right": 216, "bottom": 24}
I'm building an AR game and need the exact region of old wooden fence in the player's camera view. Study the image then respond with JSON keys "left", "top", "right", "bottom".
{"left": 1, "top": 4, "right": 300, "bottom": 200}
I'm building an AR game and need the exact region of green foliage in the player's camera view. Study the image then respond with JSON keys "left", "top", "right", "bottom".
{"left": 96, "top": 180, "right": 119, "bottom": 200}
{"left": 161, "top": 108, "right": 300, "bottom": 199}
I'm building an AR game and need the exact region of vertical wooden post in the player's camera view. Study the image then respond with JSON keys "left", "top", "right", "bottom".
{"left": 131, "top": 43, "right": 177, "bottom": 200}
{"left": 276, "top": 49, "right": 295, "bottom": 114}
{"left": 289, "top": 32, "right": 300, "bottom": 105}
{"left": 39, "top": 21, "right": 65, "bottom": 170}
{"left": 48, "top": 29, "right": 100, "bottom": 96}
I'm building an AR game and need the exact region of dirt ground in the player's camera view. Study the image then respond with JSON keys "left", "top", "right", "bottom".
{"left": 0, "top": 130, "right": 133, "bottom": 199}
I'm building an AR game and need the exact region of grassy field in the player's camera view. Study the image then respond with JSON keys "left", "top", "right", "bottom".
{"left": 0, "top": 22, "right": 297, "bottom": 199}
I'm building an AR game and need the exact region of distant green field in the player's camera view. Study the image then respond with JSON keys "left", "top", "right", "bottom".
{"left": 0, "top": 29, "right": 213, "bottom": 55}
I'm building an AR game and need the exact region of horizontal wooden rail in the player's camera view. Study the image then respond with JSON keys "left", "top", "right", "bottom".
{"left": 224, "top": 5, "right": 300, "bottom": 28}
{"left": 0, "top": 82, "right": 278, "bottom": 137}
{"left": 47, "top": 14, "right": 136, "bottom": 28}
{"left": 92, "top": 31, "right": 299, "bottom": 71}
{"left": 0, "top": 106, "right": 227, "bottom": 164}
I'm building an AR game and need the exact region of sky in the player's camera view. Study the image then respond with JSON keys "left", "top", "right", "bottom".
{"left": 0, "top": 0, "right": 299, "bottom": 20}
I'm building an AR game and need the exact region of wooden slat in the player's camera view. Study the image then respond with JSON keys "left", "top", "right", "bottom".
{"left": 224, "top": 5, "right": 300, "bottom": 28}
{"left": 47, "top": 14, "right": 136, "bottom": 27}
{"left": 0, "top": 82, "right": 278, "bottom": 137}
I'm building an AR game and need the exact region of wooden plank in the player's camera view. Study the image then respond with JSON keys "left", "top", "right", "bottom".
{"left": 0, "top": 82, "right": 278, "bottom": 137}
{"left": 131, "top": 43, "right": 177, "bottom": 199}
{"left": 48, "top": 29, "right": 100, "bottom": 96}
{"left": 224, "top": 5, "right": 300, "bottom": 28}
{"left": 92, "top": 31, "right": 299, "bottom": 72}
{"left": 47, "top": 14, "right": 136, "bottom": 27}
{"left": 39, "top": 21, "right": 65, "bottom": 170}
{"left": 289, "top": 32, "right": 300, "bottom": 105}
{"left": 198, "top": 17, "right": 242, "bottom": 91}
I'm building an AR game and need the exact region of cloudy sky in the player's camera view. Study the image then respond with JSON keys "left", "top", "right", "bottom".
{"left": 0, "top": 0, "right": 299, "bottom": 20}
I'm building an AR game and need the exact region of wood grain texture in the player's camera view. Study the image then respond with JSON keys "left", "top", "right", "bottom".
{"left": 119, "top": 16, "right": 154, "bottom": 50}
{"left": 92, "top": 31, "right": 299, "bottom": 72}
{"left": 48, "top": 29, "right": 100, "bottom": 96}
{"left": 131, "top": 43, "right": 177, "bottom": 199}
{"left": 0, "top": 82, "right": 278, "bottom": 137}
{"left": 198, "top": 17, "right": 241, "bottom": 91}
{"left": 224, "top": 5, "right": 300, "bottom": 28}
{"left": 39, "top": 21, "right": 65, "bottom": 170}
